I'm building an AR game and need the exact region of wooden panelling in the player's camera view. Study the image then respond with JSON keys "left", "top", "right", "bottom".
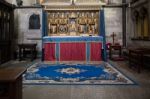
{"left": 0, "top": 0, "right": 15, "bottom": 65}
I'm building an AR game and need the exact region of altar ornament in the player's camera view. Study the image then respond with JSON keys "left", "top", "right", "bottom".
{"left": 91, "top": 12, "right": 94, "bottom": 18}
{"left": 60, "top": 24, "right": 68, "bottom": 33}
{"left": 52, "top": 13, "right": 55, "bottom": 18}
{"left": 47, "top": 11, "right": 99, "bottom": 36}
{"left": 110, "top": 32, "right": 117, "bottom": 45}
{"left": 69, "top": 20, "right": 77, "bottom": 32}
{"left": 61, "top": 13, "right": 64, "bottom": 18}
{"left": 48, "top": 22, "right": 50, "bottom": 29}
{"left": 51, "top": 25, "right": 57, "bottom": 34}
{"left": 89, "top": 29, "right": 93, "bottom": 35}
{"left": 79, "top": 25, "right": 85, "bottom": 33}
{"left": 70, "top": 12, "right": 76, "bottom": 18}
{"left": 59, "top": 19, "right": 67, "bottom": 24}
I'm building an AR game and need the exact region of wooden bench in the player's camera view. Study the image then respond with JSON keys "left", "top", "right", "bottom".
{"left": 128, "top": 48, "right": 150, "bottom": 73}
{"left": 0, "top": 67, "right": 26, "bottom": 99}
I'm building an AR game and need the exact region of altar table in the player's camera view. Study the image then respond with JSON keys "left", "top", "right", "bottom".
{"left": 43, "top": 36, "right": 103, "bottom": 62}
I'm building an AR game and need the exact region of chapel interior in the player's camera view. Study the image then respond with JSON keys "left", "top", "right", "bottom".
{"left": 0, "top": 0, "right": 150, "bottom": 99}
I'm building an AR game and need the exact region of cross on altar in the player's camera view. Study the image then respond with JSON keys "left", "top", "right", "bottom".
{"left": 111, "top": 32, "right": 117, "bottom": 45}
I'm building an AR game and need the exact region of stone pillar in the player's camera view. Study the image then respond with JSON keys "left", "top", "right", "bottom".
{"left": 122, "top": 0, "right": 126, "bottom": 47}
{"left": 149, "top": 1, "right": 150, "bottom": 38}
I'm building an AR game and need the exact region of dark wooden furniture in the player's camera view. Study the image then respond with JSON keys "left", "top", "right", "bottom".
{"left": 0, "top": 67, "right": 26, "bottom": 99}
{"left": 0, "top": 0, "right": 15, "bottom": 65}
{"left": 109, "top": 45, "right": 122, "bottom": 60}
{"left": 129, "top": 48, "right": 150, "bottom": 73}
{"left": 18, "top": 43, "right": 37, "bottom": 61}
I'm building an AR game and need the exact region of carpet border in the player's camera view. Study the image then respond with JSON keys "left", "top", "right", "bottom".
{"left": 107, "top": 61, "right": 138, "bottom": 86}
{"left": 23, "top": 61, "right": 138, "bottom": 86}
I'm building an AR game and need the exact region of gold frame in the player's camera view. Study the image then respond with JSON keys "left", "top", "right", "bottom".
{"left": 47, "top": 11, "right": 99, "bottom": 36}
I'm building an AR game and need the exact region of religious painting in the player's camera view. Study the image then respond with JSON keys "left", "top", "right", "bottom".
{"left": 89, "top": 25, "right": 95, "bottom": 34}
{"left": 69, "top": 18, "right": 77, "bottom": 33}
{"left": 78, "top": 18, "right": 87, "bottom": 24}
{"left": 70, "top": 12, "right": 77, "bottom": 18}
{"left": 50, "top": 25, "right": 57, "bottom": 34}
{"left": 59, "top": 25, "right": 67, "bottom": 33}
{"left": 79, "top": 25, "right": 87, "bottom": 33}
{"left": 88, "top": 18, "right": 95, "bottom": 24}
{"left": 47, "top": 11, "right": 99, "bottom": 36}
{"left": 79, "top": 25, "right": 84, "bottom": 33}
{"left": 59, "top": 19, "right": 67, "bottom": 24}
{"left": 29, "top": 13, "right": 40, "bottom": 29}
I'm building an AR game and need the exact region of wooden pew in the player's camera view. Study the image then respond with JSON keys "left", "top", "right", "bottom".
{"left": 0, "top": 67, "right": 26, "bottom": 99}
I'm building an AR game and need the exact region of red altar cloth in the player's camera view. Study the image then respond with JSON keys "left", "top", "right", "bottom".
{"left": 43, "top": 36, "right": 103, "bottom": 61}
{"left": 60, "top": 43, "right": 86, "bottom": 61}
{"left": 90, "top": 42, "right": 102, "bottom": 61}
{"left": 44, "top": 43, "right": 56, "bottom": 61}
{"left": 44, "top": 42, "right": 102, "bottom": 61}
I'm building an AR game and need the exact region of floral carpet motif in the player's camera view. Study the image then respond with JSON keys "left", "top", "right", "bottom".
{"left": 23, "top": 62, "right": 135, "bottom": 85}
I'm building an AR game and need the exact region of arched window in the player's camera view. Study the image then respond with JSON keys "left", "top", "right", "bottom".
{"left": 140, "top": 7, "right": 149, "bottom": 38}
{"left": 132, "top": 7, "right": 149, "bottom": 39}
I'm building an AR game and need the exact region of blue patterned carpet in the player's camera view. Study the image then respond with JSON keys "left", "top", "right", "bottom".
{"left": 23, "top": 62, "right": 135, "bottom": 85}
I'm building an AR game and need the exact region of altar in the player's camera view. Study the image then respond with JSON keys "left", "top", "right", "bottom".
{"left": 41, "top": 2, "right": 107, "bottom": 62}
{"left": 43, "top": 36, "right": 103, "bottom": 62}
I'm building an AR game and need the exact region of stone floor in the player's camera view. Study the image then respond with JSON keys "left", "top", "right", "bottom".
{"left": 1, "top": 59, "right": 150, "bottom": 99}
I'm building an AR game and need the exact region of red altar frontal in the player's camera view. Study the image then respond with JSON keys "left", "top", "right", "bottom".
{"left": 43, "top": 36, "right": 103, "bottom": 62}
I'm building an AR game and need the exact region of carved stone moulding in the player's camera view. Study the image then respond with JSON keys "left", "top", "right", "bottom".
{"left": 44, "top": 5, "right": 101, "bottom": 11}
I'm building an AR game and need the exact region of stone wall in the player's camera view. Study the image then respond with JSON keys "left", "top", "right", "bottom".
{"left": 104, "top": 8, "right": 123, "bottom": 45}
{"left": 5, "top": 0, "right": 12, "bottom": 4}
{"left": 14, "top": 8, "right": 43, "bottom": 56}
{"left": 6, "top": 0, "right": 35, "bottom": 6}
{"left": 126, "top": 0, "right": 150, "bottom": 48}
